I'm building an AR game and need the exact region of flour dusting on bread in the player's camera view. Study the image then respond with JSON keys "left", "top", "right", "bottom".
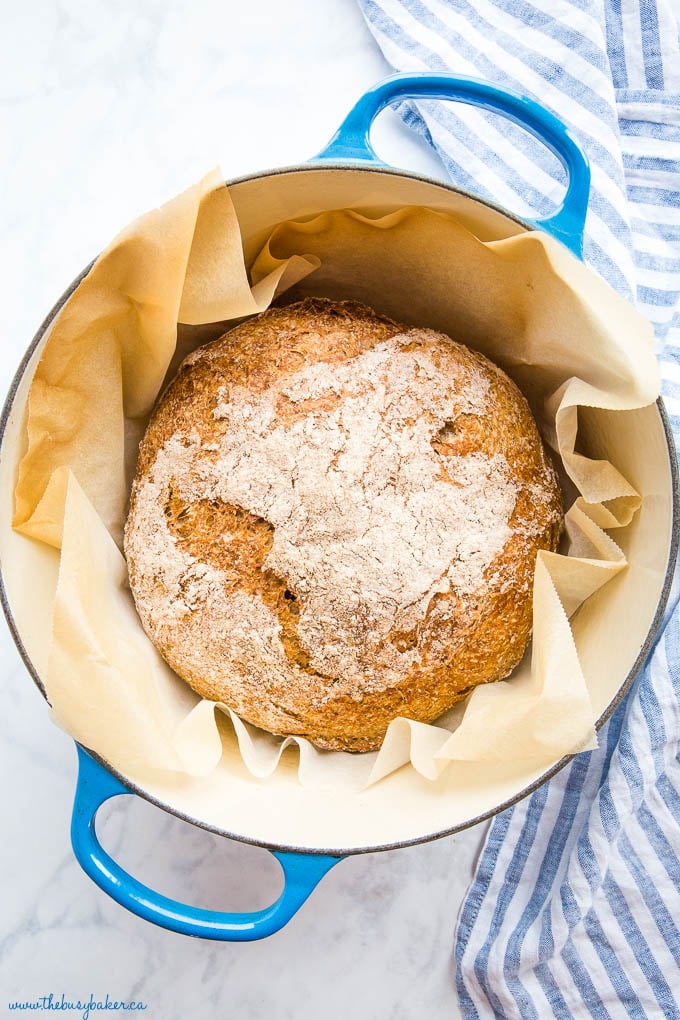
{"left": 124, "top": 299, "right": 562, "bottom": 751}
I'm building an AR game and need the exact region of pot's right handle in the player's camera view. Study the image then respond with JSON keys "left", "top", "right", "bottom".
{"left": 314, "top": 72, "right": 590, "bottom": 259}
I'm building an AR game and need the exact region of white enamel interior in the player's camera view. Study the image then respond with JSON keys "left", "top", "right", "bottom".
{"left": 0, "top": 167, "right": 675, "bottom": 853}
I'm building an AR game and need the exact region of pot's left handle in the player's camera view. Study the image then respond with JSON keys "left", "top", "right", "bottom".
{"left": 313, "top": 72, "right": 590, "bottom": 258}
{"left": 70, "top": 745, "right": 342, "bottom": 941}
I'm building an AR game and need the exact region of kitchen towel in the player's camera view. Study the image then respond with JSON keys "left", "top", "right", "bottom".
{"left": 357, "top": 0, "right": 680, "bottom": 1016}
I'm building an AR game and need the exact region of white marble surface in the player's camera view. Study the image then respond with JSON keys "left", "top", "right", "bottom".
{"left": 0, "top": 3, "right": 488, "bottom": 1017}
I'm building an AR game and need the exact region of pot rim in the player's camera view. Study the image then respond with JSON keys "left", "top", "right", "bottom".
{"left": 2, "top": 162, "right": 678, "bottom": 857}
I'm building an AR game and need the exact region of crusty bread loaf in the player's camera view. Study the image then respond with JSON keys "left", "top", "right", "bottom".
{"left": 124, "top": 298, "right": 562, "bottom": 752}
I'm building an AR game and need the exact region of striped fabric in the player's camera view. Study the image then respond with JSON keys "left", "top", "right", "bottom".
{"left": 357, "top": 0, "right": 680, "bottom": 1015}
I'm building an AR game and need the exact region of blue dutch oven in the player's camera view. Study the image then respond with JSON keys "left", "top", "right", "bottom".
{"left": 1, "top": 73, "right": 677, "bottom": 942}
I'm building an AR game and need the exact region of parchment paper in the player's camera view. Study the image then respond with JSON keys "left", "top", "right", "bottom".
{"left": 12, "top": 174, "right": 660, "bottom": 791}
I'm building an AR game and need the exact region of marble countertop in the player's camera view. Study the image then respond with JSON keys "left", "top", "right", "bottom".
{"left": 0, "top": 3, "right": 488, "bottom": 1017}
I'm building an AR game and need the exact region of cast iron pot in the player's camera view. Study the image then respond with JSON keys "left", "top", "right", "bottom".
{"left": 1, "top": 73, "right": 677, "bottom": 941}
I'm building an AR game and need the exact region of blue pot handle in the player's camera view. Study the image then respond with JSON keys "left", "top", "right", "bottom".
{"left": 314, "top": 72, "right": 590, "bottom": 258}
{"left": 70, "top": 744, "right": 342, "bottom": 941}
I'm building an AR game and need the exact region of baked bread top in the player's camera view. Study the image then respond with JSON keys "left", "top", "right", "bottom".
{"left": 124, "top": 298, "right": 562, "bottom": 751}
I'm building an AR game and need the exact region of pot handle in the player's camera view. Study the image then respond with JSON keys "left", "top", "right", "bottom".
{"left": 70, "top": 744, "right": 342, "bottom": 941}
{"left": 313, "top": 72, "right": 590, "bottom": 258}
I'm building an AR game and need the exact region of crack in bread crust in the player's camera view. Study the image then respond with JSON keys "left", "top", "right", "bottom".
{"left": 165, "top": 491, "right": 333, "bottom": 679}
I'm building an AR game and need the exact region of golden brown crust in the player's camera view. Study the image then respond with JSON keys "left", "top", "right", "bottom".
{"left": 125, "top": 298, "right": 562, "bottom": 752}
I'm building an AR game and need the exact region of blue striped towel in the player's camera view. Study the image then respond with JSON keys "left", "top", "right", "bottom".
{"left": 358, "top": 0, "right": 680, "bottom": 1015}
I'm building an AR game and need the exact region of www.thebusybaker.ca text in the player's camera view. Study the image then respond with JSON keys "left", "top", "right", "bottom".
{"left": 8, "top": 993, "right": 147, "bottom": 1020}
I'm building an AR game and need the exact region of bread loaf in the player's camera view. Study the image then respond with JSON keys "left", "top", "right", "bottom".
{"left": 124, "top": 298, "right": 562, "bottom": 751}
